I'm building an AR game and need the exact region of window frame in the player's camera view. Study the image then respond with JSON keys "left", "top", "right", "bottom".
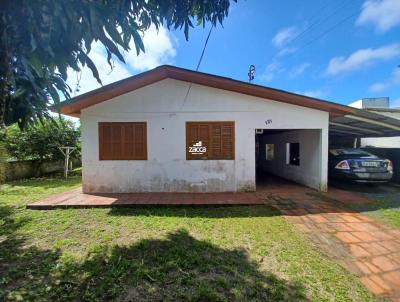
{"left": 98, "top": 122, "right": 147, "bottom": 161}
{"left": 286, "top": 142, "right": 300, "bottom": 166}
{"left": 186, "top": 121, "right": 235, "bottom": 160}
{"left": 265, "top": 144, "right": 275, "bottom": 160}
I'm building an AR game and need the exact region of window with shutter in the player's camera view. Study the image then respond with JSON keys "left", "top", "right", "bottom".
{"left": 186, "top": 122, "right": 235, "bottom": 160}
{"left": 99, "top": 122, "right": 147, "bottom": 160}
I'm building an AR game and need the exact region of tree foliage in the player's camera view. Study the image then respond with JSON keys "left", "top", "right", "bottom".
{"left": 4, "top": 118, "right": 80, "bottom": 162}
{"left": 0, "top": 0, "right": 235, "bottom": 130}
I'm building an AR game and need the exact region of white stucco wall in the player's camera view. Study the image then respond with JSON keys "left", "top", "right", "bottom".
{"left": 360, "top": 110, "right": 400, "bottom": 148}
{"left": 361, "top": 137, "right": 400, "bottom": 148}
{"left": 81, "top": 78, "right": 329, "bottom": 193}
{"left": 257, "top": 129, "right": 328, "bottom": 191}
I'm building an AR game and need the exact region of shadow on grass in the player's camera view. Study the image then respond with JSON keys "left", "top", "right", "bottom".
{"left": 0, "top": 203, "right": 307, "bottom": 301}
{"left": 348, "top": 198, "right": 400, "bottom": 215}
{"left": 261, "top": 178, "right": 400, "bottom": 217}
{"left": 3, "top": 176, "right": 82, "bottom": 190}
{"left": 330, "top": 179, "right": 399, "bottom": 195}
{"left": 108, "top": 204, "right": 281, "bottom": 218}
{"left": 328, "top": 179, "right": 400, "bottom": 213}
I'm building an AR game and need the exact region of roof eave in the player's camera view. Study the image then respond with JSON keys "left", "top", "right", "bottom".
{"left": 60, "top": 66, "right": 170, "bottom": 116}
{"left": 59, "top": 65, "right": 356, "bottom": 117}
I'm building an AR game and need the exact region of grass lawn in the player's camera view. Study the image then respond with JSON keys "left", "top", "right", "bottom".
{"left": 325, "top": 181, "right": 400, "bottom": 230}
{"left": 348, "top": 186, "right": 400, "bottom": 230}
{"left": 0, "top": 177, "right": 376, "bottom": 301}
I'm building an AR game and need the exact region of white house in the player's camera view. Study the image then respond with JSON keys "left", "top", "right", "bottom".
{"left": 59, "top": 66, "right": 400, "bottom": 193}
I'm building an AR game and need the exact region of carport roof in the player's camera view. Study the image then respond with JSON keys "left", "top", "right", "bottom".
{"left": 59, "top": 65, "right": 400, "bottom": 137}
{"left": 330, "top": 110, "right": 400, "bottom": 138}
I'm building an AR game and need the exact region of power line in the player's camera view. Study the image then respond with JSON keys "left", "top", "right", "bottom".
{"left": 267, "top": 0, "right": 366, "bottom": 70}
{"left": 266, "top": 0, "right": 354, "bottom": 67}
{"left": 181, "top": 26, "right": 213, "bottom": 109}
{"left": 196, "top": 26, "right": 213, "bottom": 71}
{"left": 289, "top": 0, "right": 351, "bottom": 46}
{"left": 289, "top": 1, "right": 367, "bottom": 58}
{"left": 300, "top": 11, "right": 360, "bottom": 50}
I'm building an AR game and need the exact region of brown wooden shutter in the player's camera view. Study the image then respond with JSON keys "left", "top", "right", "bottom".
{"left": 112, "top": 123, "right": 123, "bottom": 157}
{"left": 186, "top": 122, "right": 234, "bottom": 160}
{"left": 132, "top": 123, "right": 147, "bottom": 160}
{"left": 99, "top": 123, "right": 111, "bottom": 159}
{"left": 99, "top": 122, "right": 147, "bottom": 160}
{"left": 221, "top": 122, "right": 234, "bottom": 159}
{"left": 186, "top": 123, "right": 210, "bottom": 160}
{"left": 211, "top": 124, "right": 222, "bottom": 158}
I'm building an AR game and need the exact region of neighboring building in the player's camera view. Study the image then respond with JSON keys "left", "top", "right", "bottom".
{"left": 59, "top": 66, "right": 400, "bottom": 193}
{"left": 362, "top": 108, "right": 400, "bottom": 148}
{"left": 349, "top": 98, "right": 400, "bottom": 148}
{"left": 349, "top": 97, "right": 390, "bottom": 110}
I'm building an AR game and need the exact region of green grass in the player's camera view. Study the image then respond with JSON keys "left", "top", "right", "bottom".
{"left": 349, "top": 192, "right": 400, "bottom": 229}
{"left": 0, "top": 177, "right": 376, "bottom": 301}
{"left": 317, "top": 182, "right": 400, "bottom": 230}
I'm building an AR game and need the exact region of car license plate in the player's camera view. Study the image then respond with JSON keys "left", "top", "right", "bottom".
{"left": 361, "top": 161, "right": 379, "bottom": 167}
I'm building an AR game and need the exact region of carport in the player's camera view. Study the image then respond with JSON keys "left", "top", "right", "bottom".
{"left": 329, "top": 109, "right": 400, "bottom": 147}
{"left": 329, "top": 109, "right": 400, "bottom": 185}
{"left": 255, "top": 104, "right": 400, "bottom": 192}
{"left": 255, "top": 129, "right": 325, "bottom": 190}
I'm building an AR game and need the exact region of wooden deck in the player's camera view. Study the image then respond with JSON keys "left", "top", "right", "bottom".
{"left": 27, "top": 187, "right": 264, "bottom": 209}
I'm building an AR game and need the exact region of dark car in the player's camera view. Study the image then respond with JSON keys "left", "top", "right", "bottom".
{"left": 328, "top": 148, "right": 393, "bottom": 183}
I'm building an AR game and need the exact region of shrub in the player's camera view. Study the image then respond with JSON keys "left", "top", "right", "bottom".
{"left": 4, "top": 118, "right": 80, "bottom": 162}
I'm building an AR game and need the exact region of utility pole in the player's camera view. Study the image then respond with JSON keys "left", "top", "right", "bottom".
{"left": 59, "top": 146, "right": 75, "bottom": 178}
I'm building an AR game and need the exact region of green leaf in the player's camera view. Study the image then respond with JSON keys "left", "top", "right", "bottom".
{"left": 2, "top": 0, "right": 234, "bottom": 128}
{"left": 132, "top": 30, "right": 145, "bottom": 55}
{"left": 30, "top": 33, "right": 37, "bottom": 52}
{"left": 48, "top": 84, "right": 60, "bottom": 105}
{"left": 105, "top": 22, "right": 124, "bottom": 47}
{"left": 28, "top": 54, "right": 44, "bottom": 78}
{"left": 100, "top": 34, "right": 125, "bottom": 63}
{"left": 79, "top": 51, "right": 102, "bottom": 85}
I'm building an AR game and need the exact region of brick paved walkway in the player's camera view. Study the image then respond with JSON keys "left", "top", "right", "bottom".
{"left": 27, "top": 187, "right": 263, "bottom": 209}
{"left": 259, "top": 184, "right": 400, "bottom": 301}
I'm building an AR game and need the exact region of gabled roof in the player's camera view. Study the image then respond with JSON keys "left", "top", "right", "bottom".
{"left": 59, "top": 65, "right": 358, "bottom": 117}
